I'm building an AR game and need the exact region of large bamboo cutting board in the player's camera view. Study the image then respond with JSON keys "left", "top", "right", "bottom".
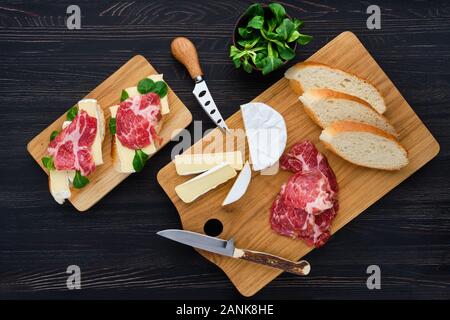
{"left": 157, "top": 32, "right": 440, "bottom": 296}
{"left": 27, "top": 55, "right": 192, "bottom": 211}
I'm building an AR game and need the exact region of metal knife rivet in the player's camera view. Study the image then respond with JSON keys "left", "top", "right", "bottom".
{"left": 210, "top": 109, "right": 216, "bottom": 115}
{"left": 199, "top": 90, "right": 206, "bottom": 97}
{"left": 205, "top": 101, "right": 210, "bottom": 106}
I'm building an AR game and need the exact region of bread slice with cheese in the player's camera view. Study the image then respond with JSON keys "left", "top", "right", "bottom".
{"left": 77, "top": 99, "right": 105, "bottom": 165}
{"left": 285, "top": 61, "right": 386, "bottom": 114}
{"left": 49, "top": 99, "right": 105, "bottom": 204}
{"left": 110, "top": 105, "right": 158, "bottom": 173}
{"left": 300, "top": 89, "right": 397, "bottom": 136}
{"left": 319, "top": 121, "right": 408, "bottom": 170}
{"left": 110, "top": 74, "right": 168, "bottom": 173}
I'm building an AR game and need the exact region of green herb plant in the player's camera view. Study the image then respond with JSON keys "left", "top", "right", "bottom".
{"left": 230, "top": 2, "right": 312, "bottom": 75}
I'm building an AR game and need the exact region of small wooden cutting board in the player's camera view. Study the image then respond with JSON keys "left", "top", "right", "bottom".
{"left": 157, "top": 32, "right": 440, "bottom": 297}
{"left": 27, "top": 55, "right": 192, "bottom": 211}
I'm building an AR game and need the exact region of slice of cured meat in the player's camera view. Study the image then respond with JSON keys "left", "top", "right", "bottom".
{"left": 116, "top": 92, "right": 162, "bottom": 150}
{"left": 271, "top": 141, "right": 339, "bottom": 247}
{"left": 48, "top": 110, "right": 97, "bottom": 176}
{"left": 280, "top": 140, "right": 338, "bottom": 194}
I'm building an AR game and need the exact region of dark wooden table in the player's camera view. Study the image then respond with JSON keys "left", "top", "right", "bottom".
{"left": 0, "top": 0, "right": 449, "bottom": 300}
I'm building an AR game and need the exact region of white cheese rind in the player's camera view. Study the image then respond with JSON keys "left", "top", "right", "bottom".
{"left": 78, "top": 99, "right": 104, "bottom": 166}
{"left": 175, "top": 163, "right": 237, "bottom": 203}
{"left": 110, "top": 105, "right": 156, "bottom": 173}
{"left": 222, "top": 161, "right": 251, "bottom": 206}
{"left": 241, "top": 102, "right": 287, "bottom": 171}
{"left": 49, "top": 170, "right": 71, "bottom": 204}
{"left": 174, "top": 151, "right": 243, "bottom": 175}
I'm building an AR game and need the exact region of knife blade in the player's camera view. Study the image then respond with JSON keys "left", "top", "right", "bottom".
{"left": 171, "top": 37, "right": 230, "bottom": 132}
{"left": 157, "top": 229, "right": 310, "bottom": 276}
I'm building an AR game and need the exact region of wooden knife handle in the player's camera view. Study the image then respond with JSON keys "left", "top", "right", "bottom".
{"left": 171, "top": 37, "right": 203, "bottom": 79}
{"left": 234, "top": 248, "right": 311, "bottom": 276}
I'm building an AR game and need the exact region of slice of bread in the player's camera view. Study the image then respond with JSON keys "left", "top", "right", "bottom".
{"left": 319, "top": 121, "right": 408, "bottom": 170}
{"left": 78, "top": 99, "right": 105, "bottom": 165}
{"left": 48, "top": 100, "right": 105, "bottom": 204}
{"left": 110, "top": 104, "right": 162, "bottom": 173}
{"left": 285, "top": 61, "right": 386, "bottom": 114}
{"left": 300, "top": 89, "right": 397, "bottom": 136}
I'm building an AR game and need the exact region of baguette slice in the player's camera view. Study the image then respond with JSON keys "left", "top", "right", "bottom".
{"left": 110, "top": 105, "right": 160, "bottom": 173}
{"left": 77, "top": 99, "right": 105, "bottom": 165}
{"left": 319, "top": 121, "right": 408, "bottom": 170}
{"left": 300, "top": 89, "right": 397, "bottom": 136}
{"left": 48, "top": 100, "right": 105, "bottom": 204}
{"left": 285, "top": 61, "right": 386, "bottom": 114}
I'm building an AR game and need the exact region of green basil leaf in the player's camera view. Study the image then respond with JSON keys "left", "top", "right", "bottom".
{"left": 120, "top": 89, "right": 129, "bottom": 102}
{"left": 287, "top": 30, "right": 300, "bottom": 42}
{"left": 109, "top": 117, "right": 116, "bottom": 135}
{"left": 230, "top": 45, "right": 241, "bottom": 57}
{"left": 66, "top": 106, "right": 78, "bottom": 121}
{"left": 133, "top": 149, "right": 149, "bottom": 172}
{"left": 267, "top": 42, "right": 274, "bottom": 57}
{"left": 276, "top": 18, "right": 295, "bottom": 41}
{"left": 242, "top": 58, "right": 253, "bottom": 73}
{"left": 245, "top": 3, "right": 264, "bottom": 17}
{"left": 233, "top": 57, "right": 241, "bottom": 68}
{"left": 267, "top": 17, "right": 278, "bottom": 32}
{"left": 277, "top": 44, "right": 296, "bottom": 61}
{"left": 297, "top": 33, "right": 313, "bottom": 45}
{"left": 73, "top": 170, "right": 89, "bottom": 189}
{"left": 154, "top": 81, "right": 168, "bottom": 98}
{"left": 50, "top": 130, "right": 59, "bottom": 141}
{"left": 268, "top": 3, "right": 286, "bottom": 23}
{"left": 238, "top": 27, "right": 253, "bottom": 38}
{"left": 238, "top": 36, "right": 261, "bottom": 49}
{"left": 267, "top": 30, "right": 285, "bottom": 42}
{"left": 137, "top": 78, "right": 155, "bottom": 94}
{"left": 293, "top": 18, "right": 304, "bottom": 29}
{"left": 42, "top": 156, "right": 55, "bottom": 171}
{"left": 247, "top": 15, "right": 264, "bottom": 29}
{"left": 253, "top": 52, "right": 267, "bottom": 69}
{"left": 261, "top": 56, "right": 283, "bottom": 75}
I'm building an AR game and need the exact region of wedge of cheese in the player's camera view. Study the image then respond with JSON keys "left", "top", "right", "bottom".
{"left": 175, "top": 163, "right": 237, "bottom": 203}
{"left": 49, "top": 169, "right": 71, "bottom": 204}
{"left": 174, "top": 151, "right": 243, "bottom": 175}
{"left": 123, "top": 74, "right": 170, "bottom": 115}
{"left": 110, "top": 105, "right": 156, "bottom": 173}
{"left": 78, "top": 99, "right": 105, "bottom": 165}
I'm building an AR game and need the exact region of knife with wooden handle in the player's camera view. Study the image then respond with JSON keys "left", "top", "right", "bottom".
{"left": 157, "top": 229, "right": 310, "bottom": 276}
{"left": 171, "top": 37, "right": 230, "bottom": 132}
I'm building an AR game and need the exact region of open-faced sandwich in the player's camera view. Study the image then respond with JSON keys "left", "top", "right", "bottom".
{"left": 109, "top": 74, "right": 169, "bottom": 173}
{"left": 41, "top": 99, "right": 105, "bottom": 204}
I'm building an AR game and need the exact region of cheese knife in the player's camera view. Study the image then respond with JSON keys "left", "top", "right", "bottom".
{"left": 171, "top": 37, "right": 230, "bottom": 132}
{"left": 157, "top": 229, "right": 310, "bottom": 276}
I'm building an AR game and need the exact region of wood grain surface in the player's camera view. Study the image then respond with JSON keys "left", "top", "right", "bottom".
{"left": 0, "top": 0, "right": 449, "bottom": 299}
{"left": 157, "top": 31, "right": 440, "bottom": 296}
{"left": 27, "top": 55, "right": 192, "bottom": 211}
